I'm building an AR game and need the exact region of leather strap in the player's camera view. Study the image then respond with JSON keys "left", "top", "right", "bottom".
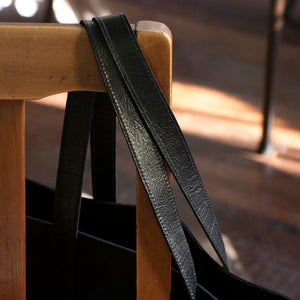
{"left": 51, "top": 14, "right": 228, "bottom": 300}
{"left": 90, "top": 92, "right": 116, "bottom": 202}
{"left": 81, "top": 19, "right": 198, "bottom": 299}
{"left": 52, "top": 91, "right": 95, "bottom": 298}
{"left": 93, "top": 13, "right": 228, "bottom": 270}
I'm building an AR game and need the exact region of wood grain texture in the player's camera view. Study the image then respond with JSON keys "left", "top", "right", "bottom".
{"left": 0, "top": 23, "right": 103, "bottom": 100}
{"left": 136, "top": 21, "right": 172, "bottom": 300}
{"left": 0, "top": 101, "right": 25, "bottom": 300}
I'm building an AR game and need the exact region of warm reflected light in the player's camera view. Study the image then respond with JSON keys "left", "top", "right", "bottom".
{"left": 15, "top": 0, "right": 40, "bottom": 18}
{"left": 37, "top": 81, "right": 300, "bottom": 176}
{"left": 53, "top": 0, "right": 78, "bottom": 23}
{"left": 172, "top": 81, "right": 262, "bottom": 147}
{"left": 81, "top": 8, "right": 112, "bottom": 20}
{"left": 199, "top": 233, "right": 251, "bottom": 280}
{"left": 0, "top": 0, "right": 12, "bottom": 10}
{"left": 223, "top": 235, "right": 250, "bottom": 279}
{"left": 38, "top": 93, "right": 67, "bottom": 109}
{"left": 172, "top": 81, "right": 300, "bottom": 176}
{"left": 173, "top": 82, "right": 260, "bottom": 124}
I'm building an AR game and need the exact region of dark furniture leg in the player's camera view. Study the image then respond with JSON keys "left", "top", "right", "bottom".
{"left": 258, "top": 0, "right": 287, "bottom": 154}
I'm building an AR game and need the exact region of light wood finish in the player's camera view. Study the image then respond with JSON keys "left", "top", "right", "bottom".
{"left": 136, "top": 21, "right": 172, "bottom": 300}
{"left": 0, "top": 21, "right": 172, "bottom": 299}
{"left": 0, "top": 101, "right": 25, "bottom": 300}
{"left": 0, "top": 23, "right": 103, "bottom": 100}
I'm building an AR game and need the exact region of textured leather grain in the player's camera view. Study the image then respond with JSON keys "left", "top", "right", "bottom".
{"left": 81, "top": 19, "right": 197, "bottom": 299}
{"left": 81, "top": 14, "right": 229, "bottom": 299}
{"left": 93, "top": 13, "right": 228, "bottom": 270}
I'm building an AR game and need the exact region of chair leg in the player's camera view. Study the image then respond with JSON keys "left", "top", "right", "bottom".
{"left": 0, "top": 101, "right": 25, "bottom": 299}
{"left": 136, "top": 21, "right": 172, "bottom": 299}
{"left": 258, "top": 0, "right": 287, "bottom": 154}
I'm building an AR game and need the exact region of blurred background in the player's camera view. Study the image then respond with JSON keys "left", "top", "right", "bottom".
{"left": 1, "top": 0, "right": 299, "bottom": 298}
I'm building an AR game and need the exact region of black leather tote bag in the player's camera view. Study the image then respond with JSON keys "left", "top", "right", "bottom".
{"left": 26, "top": 13, "right": 291, "bottom": 300}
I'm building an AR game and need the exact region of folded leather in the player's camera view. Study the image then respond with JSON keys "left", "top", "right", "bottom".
{"left": 81, "top": 13, "right": 228, "bottom": 299}
{"left": 81, "top": 19, "right": 197, "bottom": 298}
{"left": 92, "top": 13, "right": 227, "bottom": 271}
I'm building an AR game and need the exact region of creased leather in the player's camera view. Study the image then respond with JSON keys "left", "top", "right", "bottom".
{"left": 81, "top": 20, "right": 197, "bottom": 299}
{"left": 93, "top": 14, "right": 228, "bottom": 269}
{"left": 81, "top": 13, "right": 230, "bottom": 299}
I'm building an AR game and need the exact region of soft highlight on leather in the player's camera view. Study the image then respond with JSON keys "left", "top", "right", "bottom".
{"left": 93, "top": 14, "right": 228, "bottom": 270}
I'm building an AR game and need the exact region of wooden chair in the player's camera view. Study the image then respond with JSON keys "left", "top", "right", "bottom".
{"left": 0, "top": 21, "right": 172, "bottom": 299}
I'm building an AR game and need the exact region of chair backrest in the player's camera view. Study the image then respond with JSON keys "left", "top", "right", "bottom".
{"left": 0, "top": 20, "right": 172, "bottom": 299}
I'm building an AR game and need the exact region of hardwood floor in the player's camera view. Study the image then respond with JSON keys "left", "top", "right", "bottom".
{"left": 25, "top": 1, "right": 300, "bottom": 299}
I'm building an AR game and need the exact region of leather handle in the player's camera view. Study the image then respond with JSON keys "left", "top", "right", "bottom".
{"left": 82, "top": 17, "right": 197, "bottom": 299}
{"left": 93, "top": 13, "right": 228, "bottom": 270}
{"left": 90, "top": 92, "right": 116, "bottom": 202}
{"left": 52, "top": 91, "right": 95, "bottom": 298}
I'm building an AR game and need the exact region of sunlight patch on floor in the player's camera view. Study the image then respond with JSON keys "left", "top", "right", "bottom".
{"left": 172, "top": 81, "right": 300, "bottom": 176}
{"left": 34, "top": 81, "right": 300, "bottom": 176}
{"left": 173, "top": 82, "right": 300, "bottom": 151}
{"left": 172, "top": 82, "right": 261, "bottom": 124}
{"left": 172, "top": 81, "right": 262, "bottom": 147}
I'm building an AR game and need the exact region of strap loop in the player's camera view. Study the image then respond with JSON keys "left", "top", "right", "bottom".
{"left": 93, "top": 14, "right": 228, "bottom": 269}
{"left": 81, "top": 19, "right": 198, "bottom": 299}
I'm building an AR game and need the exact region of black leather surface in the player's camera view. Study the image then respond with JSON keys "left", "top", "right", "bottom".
{"left": 92, "top": 13, "right": 228, "bottom": 271}
{"left": 91, "top": 92, "right": 116, "bottom": 202}
{"left": 52, "top": 91, "right": 96, "bottom": 298}
{"left": 26, "top": 180, "right": 291, "bottom": 299}
{"left": 81, "top": 19, "right": 197, "bottom": 298}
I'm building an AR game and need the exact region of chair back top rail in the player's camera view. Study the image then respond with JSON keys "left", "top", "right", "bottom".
{"left": 0, "top": 23, "right": 103, "bottom": 100}
{"left": 0, "top": 21, "right": 171, "bottom": 100}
